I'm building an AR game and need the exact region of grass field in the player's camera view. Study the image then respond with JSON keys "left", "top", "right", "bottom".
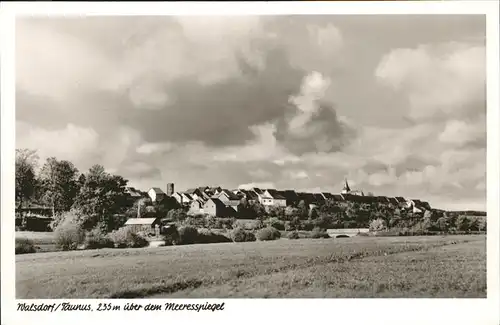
{"left": 15, "top": 231, "right": 58, "bottom": 253}
{"left": 16, "top": 235, "right": 486, "bottom": 299}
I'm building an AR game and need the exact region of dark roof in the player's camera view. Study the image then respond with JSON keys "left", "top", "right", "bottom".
{"left": 387, "top": 197, "right": 399, "bottom": 205}
{"left": 297, "top": 192, "right": 316, "bottom": 204}
{"left": 185, "top": 188, "right": 200, "bottom": 194}
{"left": 312, "top": 193, "right": 326, "bottom": 203}
{"left": 183, "top": 193, "right": 193, "bottom": 200}
{"left": 277, "top": 190, "right": 298, "bottom": 201}
{"left": 322, "top": 192, "right": 335, "bottom": 199}
{"left": 150, "top": 187, "right": 165, "bottom": 195}
{"left": 421, "top": 201, "right": 431, "bottom": 209}
{"left": 240, "top": 190, "right": 259, "bottom": 200}
{"left": 220, "top": 189, "right": 240, "bottom": 200}
{"left": 411, "top": 199, "right": 423, "bottom": 204}
{"left": 266, "top": 189, "right": 286, "bottom": 200}
{"left": 126, "top": 187, "right": 143, "bottom": 197}
{"left": 332, "top": 194, "right": 344, "bottom": 201}
{"left": 395, "top": 197, "right": 406, "bottom": 203}
{"left": 252, "top": 188, "right": 264, "bottom": 194}
{"left": 204, "top": 198, "right": 228, "bottom": 210}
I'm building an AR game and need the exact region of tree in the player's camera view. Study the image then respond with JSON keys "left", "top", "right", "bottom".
{"left": 72, "top": 164, "right": 129, "bottom": 231}
{"left": 369, "top": 218, "right": 387, "bottom": 231}
{"left": 15, "top": 149, "right": 39, "bottom": 223}
{"left": 38, "top": 157, "right": 80, "bottom": 217}
{"left": 297, "top": 200, "right": 309, "bottom": 219}
{"left": 455, "top": 215, "right": 470, "bottom": 232}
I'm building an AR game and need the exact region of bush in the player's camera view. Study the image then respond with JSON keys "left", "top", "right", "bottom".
{"left": 264, "top": 217, "right": 285, "bottom": 231}
{"left": 256, "top": 227, "right": 281, "bottom": 241}
{"left": 197, "top": 228, "right": 232, "bottom": 244}
{"left": 309, "top": 227, "right": 330, "bottom": 239}
{"left": 162, "top": 224, "right": 180, "bottom": 245}
{"left": 287, "top": 231, "right": 300, "bottom": 240}
{"left": 206, "top": 217, "right": 236, "bottom": 230}
{"left": 233, "top": 219, "right": 263, "bottom": 231}
{"left": 84, "top": 228, "right": 114, "bottom": 249}
{"left": 230, "top": 227, "right": 256, "bottom": 242}
{"left": 369, "top": 218, "right": 387, "bottom": 232}
{"left": 108, "top": 227, "right": 148, "bottom": 248}
{"left": 177, "top": 226, "right": 199, "bottom": 245}
{"left": 54, "top": 218, "right": 85, "bottom": 251}
{"left": 15, "top": 238, "right": 36, "bottom": 254}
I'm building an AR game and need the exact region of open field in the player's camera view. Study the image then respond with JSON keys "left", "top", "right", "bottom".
{"left": 16, "top": 235, "right": 486, "bottom": 299}
{"left": 15, "top": 231, "right": 58, "bottom": 253}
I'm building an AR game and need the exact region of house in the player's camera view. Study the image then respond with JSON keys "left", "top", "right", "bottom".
{"left": 332, "top": 194, "right": 344, "bottom": 201}
{"left": 185, "top": 188, "right": 205, "bottom": 199}
{"left": 263, "top": 189, "right": 287, "bottom": 207}
{"left": 226, "top": 201, "right": 240, "bottom": 212}
{"left": 406, "top": 199, "right": 429, "bottom": 213}
{"left": 386, "top": 197, "right": 399, "bottom": 205}
{"left": 124, "top": 217, "right": 161, "bottom": 234}
{"left": 395, "top": 197, "right": 407, "bottom": 205}
{"left": 321, "top": 192, "right": 335, "bottom": 200}
{"left": 202, "top": 198, "right": 237, "bottom": 217}
{"left": 216, "top": 189, "right": 241, "bottom": 206}
{"left": 181, "top": 193, "right": 193, "bottom": 205}
{"left": 188, "top": 199, "right": 205, "bottom": 215}
{"left": 312, "top": 193, "right": 326, "bottom": 205}
{"left": 238, "top": 189, "right": 259, "bottom": 203}
{"left": 420, "top": 201, "right": 432, "bottom": 210}
{"left": 278, "top": 190, "right": 300, "bottom": 206}
{"left": 148, "top": 187, "right": 166, "bottom": 203}
{"left": 296, "top": 192, "right": 312, "bottom": 205}
{"left": 172, "top": 192, "right": 184, "bottom": 205}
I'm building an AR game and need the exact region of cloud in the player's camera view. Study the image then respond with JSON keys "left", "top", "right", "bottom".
{"left": 375, "top": 42, "right": 486, "bottom": 121}
{"left": 274, "top": 72, "right": 357, "bottom": 155}
{"left": 438, "top": 116, "right": 486, "bottom": 149}
{"left": 16, "top": 122, "right": 100, "bottom": 169}
{"left": 238, "top": 182, "right": 276, "bottom": 190}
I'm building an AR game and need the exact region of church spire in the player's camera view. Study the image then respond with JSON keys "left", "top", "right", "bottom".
{"left": 342, "top": 178, "right": 351, "bottom": 194}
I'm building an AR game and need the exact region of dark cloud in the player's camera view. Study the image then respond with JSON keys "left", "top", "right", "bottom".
{"left": 274, "top": 100, "right": 357, "bottom": 155}
{"left": 123, "top": 47, "right": 305, "bottom": 147}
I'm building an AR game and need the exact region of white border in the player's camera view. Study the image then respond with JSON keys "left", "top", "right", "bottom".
{"left": 1, "top": 2, "right": 499, "bottom": 325}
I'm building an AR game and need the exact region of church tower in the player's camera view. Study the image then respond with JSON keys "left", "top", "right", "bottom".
{"left": 341, "top": 178, "right": 351, "bottom": 194}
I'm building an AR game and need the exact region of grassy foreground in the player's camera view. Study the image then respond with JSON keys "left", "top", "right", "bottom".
{"left": 16, "top": 235, "right": 486, "bottom": 299}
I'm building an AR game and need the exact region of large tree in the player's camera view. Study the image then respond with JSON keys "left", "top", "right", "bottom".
{"left": 15, "top": 149, "right": 39, "bottom": 213}
{"left": 39, "top": 157, "right": 80, "bottom": 217}
{"left": 72, "top": 164, "right": 129, "bottom": 231}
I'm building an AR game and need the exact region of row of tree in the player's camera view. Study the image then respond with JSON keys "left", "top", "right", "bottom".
{"left": 15, "top": 149, "right": 132, "bottom": 232}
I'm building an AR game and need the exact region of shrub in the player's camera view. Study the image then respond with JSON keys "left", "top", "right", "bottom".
{"left": 300, "top": 220, "right": 315, "bottom": 231}
{"left": 84, "top": 228, "right": 114, "bottom": 249}
{"left": 54, "top": 218, "right": 85, "bottom": 251}
{"left": 369, "top": 218, "right": 387, "bottom": 232}
{"left": 230, "top": 227, "right": 256, "bottom": 242}
{"left": 264, "top": 217, "right": 285, "bottom": 231}
{"left": 162, "top": 224, "right": 180, "bottom": 246}
{"left": 287, "top": 231, "right": 300, "bottom": 240}
{"left": 108, "top": 227, "right": 148, "bottom": 248}
{"left": 207, "top": 217, "right": 236, "bottom": 230}
{"left": 309, "top": 227, "right": 330, "bottom": 239}
{"left": 197, "top": 228, "right": 232, "bottom": 244}
{"left": 15, "top": 238, "right": 36, "bottom": 254}
{"left": 256, "top": 227, "right": 281, "bottom": 241}
{"left": 177, "top": 226, "right": 199, "bottom": 245}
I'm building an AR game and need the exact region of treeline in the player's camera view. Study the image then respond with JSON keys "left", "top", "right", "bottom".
{"left": 16, "top": 149, "right": 137, "bottom": 232}
{"left": 167, "top": 198, "right": 487, "bottom": 234}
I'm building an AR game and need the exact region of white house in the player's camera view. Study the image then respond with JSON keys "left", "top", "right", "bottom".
{"left": 148, "top": 187, "right": 166, "bottom": 203}
{"left": 261, "top": 189, "right": 287, "bottom": 207}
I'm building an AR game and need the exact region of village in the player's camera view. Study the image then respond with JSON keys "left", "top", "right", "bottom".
{"left": 120, "top": 179, "right": 433, "bottom": 234}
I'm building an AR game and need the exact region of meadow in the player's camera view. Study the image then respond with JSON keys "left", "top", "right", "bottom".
{"left": 16, "top": 234, "right": 486, "bottom": 299}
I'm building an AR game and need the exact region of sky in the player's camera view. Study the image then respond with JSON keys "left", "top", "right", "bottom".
{"left": 15, "top": 15, "right": 487, "bottom": 211}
